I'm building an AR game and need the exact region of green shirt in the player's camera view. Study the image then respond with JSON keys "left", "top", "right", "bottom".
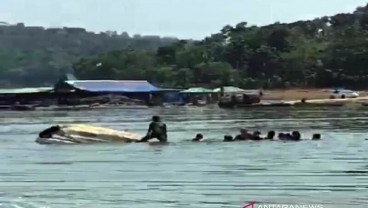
{"left": 148, "top": 121, "right": 167, "bottom": 136}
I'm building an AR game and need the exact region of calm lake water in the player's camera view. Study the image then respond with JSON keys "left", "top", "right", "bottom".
{"left": 0, "top": 107, "right": 367, "bottom": 208}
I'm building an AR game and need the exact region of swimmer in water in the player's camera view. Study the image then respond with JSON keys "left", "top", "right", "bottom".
{"left": 277, "top": 133, "right": 285, "bottom": 140}
{"left": 223, "top": 135, "right": 234, "bottom": 142}
{"left": 250, "top": 131, "right": 263, "bottom": 140}
{"left": 234, "top": 129, "right": 250, "bottom": 141}
{"left": 192, "top": 133, "right": 204, "bottom": 142}
{"left": 279, "top": 131, "right": 300, "bottom": 141}
{"left": 278, "top": 133, "right": 286, "bottom": 140}
{"left": 285, "top": 133, "right": 293, "bottom": 140}
{"left": 312, "top": 133, "right": 321, "bottom": 140}
{"left": 139, "top": 115, "right": 167, "bottom": 143}
{"left": 291, "top": 131, "right": 301, "bottom": 141}
{"left": 264, "top": 131, "right": 276, "bottom": 140}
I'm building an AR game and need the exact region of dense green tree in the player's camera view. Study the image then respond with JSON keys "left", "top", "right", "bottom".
{"left": 70, "top": 3, "right": 368, "bottom": 89}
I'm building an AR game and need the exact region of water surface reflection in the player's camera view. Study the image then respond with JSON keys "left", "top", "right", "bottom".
{"left": 0, "top": 107, "right": 367, "bottom": 208}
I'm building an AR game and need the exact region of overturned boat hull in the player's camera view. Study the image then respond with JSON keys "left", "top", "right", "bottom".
{"left": 36, "top": 124, "right": 141, "bottom": 145}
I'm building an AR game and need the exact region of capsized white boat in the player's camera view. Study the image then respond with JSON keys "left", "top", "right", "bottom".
{"left": 36, "top": 124, "right": 141, "bottom": 145}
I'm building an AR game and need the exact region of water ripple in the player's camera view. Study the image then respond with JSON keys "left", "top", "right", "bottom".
{"left": 0, "top": 107, "right": 368, "bottom": 208}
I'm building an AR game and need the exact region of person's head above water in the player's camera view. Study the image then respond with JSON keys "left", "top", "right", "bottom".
{"left": 312, "top": 133, "right": 321, "bottom": 140}
{"left": 267, "top": 131, "right": 275, "bottom": 139}
{"left": 38, "top": 125, "right": 61, "bottom": 138}
{"left": 152, "top": 115, "right": 161, "bottom": 122}
{"left": 192, "top": 133, "right": 204, "bottom": 141}
{"left": 223, "top": 135, "right": 234, "bottom": 142}
{"left": 292, "top": 131, "right": 301, "bottom": 140}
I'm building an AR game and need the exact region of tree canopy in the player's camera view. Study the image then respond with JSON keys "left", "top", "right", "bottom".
{"left": 0, "top": 23, "right": 177, "bottom": 87}
{"left": 4, "top": 4, "right": 368, "bottom": 89}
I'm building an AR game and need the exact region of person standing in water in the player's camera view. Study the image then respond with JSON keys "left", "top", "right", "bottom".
{"left": 139, "top": 116, "right": 167, "bottom": 143}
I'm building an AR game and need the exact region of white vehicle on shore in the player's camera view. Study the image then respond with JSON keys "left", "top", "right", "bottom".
{"left": 329, "top": 89, "right": 359, "bottom": 99}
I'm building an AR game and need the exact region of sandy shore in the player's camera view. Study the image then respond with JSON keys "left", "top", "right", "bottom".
{"left": 262, "top": 89, "right": 368, "bottom": 101}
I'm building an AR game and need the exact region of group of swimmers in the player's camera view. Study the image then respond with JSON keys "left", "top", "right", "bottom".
{"left": 141, "top": 115, "right": 321, "bottom": 143}
{"left": 192, "top": 129, "right": 321, "bottom": 142}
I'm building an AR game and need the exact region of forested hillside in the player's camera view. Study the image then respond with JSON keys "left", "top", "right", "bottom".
{"left": 0, "top": 23, "right": 177, "bottom": 87}
{"left": 3, "top": 4, "right": 368, "bottom": 89}
{"left": 74, "top": 4, "right": 368, "bottom": 89}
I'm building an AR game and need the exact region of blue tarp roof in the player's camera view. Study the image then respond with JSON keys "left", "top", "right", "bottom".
{"left": 65, "top": 80, "right": 163, "bottom": 93}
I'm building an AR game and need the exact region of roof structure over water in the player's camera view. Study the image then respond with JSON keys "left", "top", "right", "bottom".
{"left": 63, "top": 80, "right": 165, "bottom": 93}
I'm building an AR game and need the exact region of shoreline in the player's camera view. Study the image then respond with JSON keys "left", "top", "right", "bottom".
{"left": 262, "top": 88, "right": 368, "bottom": 101}
{"left": 1, "top": 88, "right": 368, "bottom": 111}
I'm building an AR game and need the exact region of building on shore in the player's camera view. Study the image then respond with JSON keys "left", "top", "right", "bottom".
{"left": 0, "top": 87, "right": 55, "bottom": 105}
{"left": 0, "top": 72, "right": 182, "bottom": 107}
{"left": 53, "top": 78, "right": 181, "bottom": 106}
{"left": 179, "top": 87, "right": 216, "bottom": 105}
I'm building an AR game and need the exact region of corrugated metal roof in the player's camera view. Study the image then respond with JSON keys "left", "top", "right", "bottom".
{"left": 65, "top": 80, "right": 162, "bottom": 93}
{"left": 0, "top": 87, "right": 53, "bottom": 94}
